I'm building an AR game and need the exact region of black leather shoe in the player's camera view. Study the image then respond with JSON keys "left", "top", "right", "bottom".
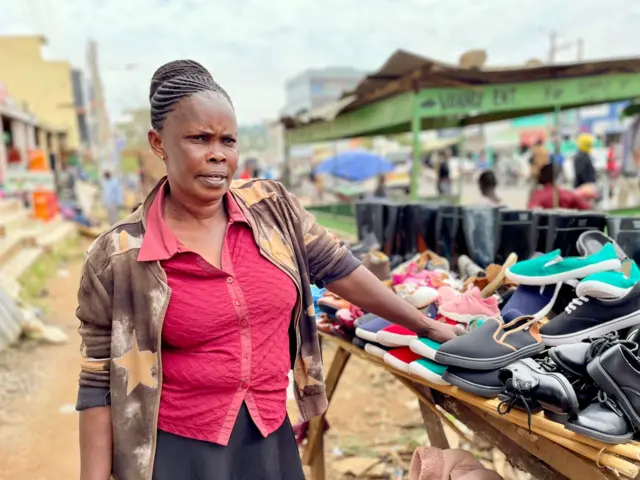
{"left": 566, "top": 391, "right": 634, "bottom": 444}
{"left": 548, "top": 332, "right": 635, "bottom": 378}
{"left": 587, "top": 344, "right": 640, "bottom": 430}
{"left": 499, "top": 358, "right": 579, "bottom": 424}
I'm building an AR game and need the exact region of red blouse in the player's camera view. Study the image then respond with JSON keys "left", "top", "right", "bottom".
{"left": 138, "top": 183, "right": 297, "bottom": 445}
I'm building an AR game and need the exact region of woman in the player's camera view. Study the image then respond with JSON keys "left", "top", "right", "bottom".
{"left": 76, "top": 60, "right": 456, "bottom": 480}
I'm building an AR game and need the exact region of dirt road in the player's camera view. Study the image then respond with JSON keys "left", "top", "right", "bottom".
{"left": 0, "top": 255, "right": 83, "bottom": 480}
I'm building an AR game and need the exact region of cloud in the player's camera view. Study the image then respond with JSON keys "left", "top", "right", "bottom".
{"left": 0, "top": 0, "right": 638, "bottom": 124}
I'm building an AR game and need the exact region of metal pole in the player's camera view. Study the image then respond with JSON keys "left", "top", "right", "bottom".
{"left": 410, "top": 94, "right": 422, "bottom": 200}
{"left": 457, "top": 131, "right": 465, "bottom": 204}
{"left": 548, "top": 31, "right": 557, "bottom": 65}
{"left": 553, "top": 105, "right": 560, "bottom": 208}
{"left": 282, "top": 129, "right": 291, "bottom": 189}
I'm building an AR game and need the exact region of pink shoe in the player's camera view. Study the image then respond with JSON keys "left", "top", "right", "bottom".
{"left": 336, "top": 304, "right": 364, "bottom": 330}
{"left": 392, "top": 264, "right": 428, "bottom": 285}
{"left": 438, "top": 286, "right": 500, "bottom": 324}
{"left": 436, "top": 286, "right": 459, "bottom": 305}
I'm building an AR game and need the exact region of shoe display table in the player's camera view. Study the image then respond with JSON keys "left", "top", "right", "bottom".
{"left": 305, "top": 332, "right": 640, "bottom": 480}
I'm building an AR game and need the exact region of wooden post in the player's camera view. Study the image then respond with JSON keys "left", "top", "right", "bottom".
{"left": 410, "top": 94, "right": 421, "bottom": 200}
{"left": 414, "top": 384, "right": 450, "bottom": 449}
{"left": 304, "top": 347, "right": 351, "bottom": 480}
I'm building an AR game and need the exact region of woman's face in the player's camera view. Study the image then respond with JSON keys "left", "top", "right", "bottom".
{"left": 149, "top": 91, "right": 238, "bottom": 205}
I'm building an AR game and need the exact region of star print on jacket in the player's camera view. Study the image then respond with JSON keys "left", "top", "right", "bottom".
{"left": 113, "top": 332, "right": 158, "bottom": 395}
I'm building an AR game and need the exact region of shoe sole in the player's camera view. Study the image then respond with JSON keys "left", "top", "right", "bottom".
{"left": 355, "top": 328, "right": 387, "bottom": 344}
{"left": 506, "top": 258, "right": 622, "bottom": 286}
{"left": 542, "top": 310, "right": 640, "bottom": 346}
{"left": 481, "top": 253, "right": 518, "bottom": 298}
{"left": 383, "top": 353, "right": 411, "bottom": 374}
{"left": 376, "top": 331, "right": 417, "bottom": 347}
{"left": 408, "top": 361, "right": 450, "bottom": 386}
{"left": 441, "top": 371, "right": 502, "bottom": 398}
{"left": 408, "top": 338, "right": 439, "bottom": 360}
{"left": 565, "top": 421, "right": 634, "bottom": 444}
{"left": 364, "top": 343, "right": 388, "bottom": 359}
{"left": 434, "top": 342, "right": 545, "bottom": 370}
{"left": 576, "top": 280, "right": 632, "bottom": 299}
{"left": 587, "top": 357, "right": 640, "bottom": 430}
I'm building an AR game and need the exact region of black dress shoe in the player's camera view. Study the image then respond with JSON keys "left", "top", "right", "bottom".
{"left": 566, "top": 391, "right": 634, "bottom": 444}
{"left": 548, "top": 332, "right": 635, "bottom": 378}
{"left": 587, "top": 344, "right": 640, "bottom": 430}
{"left": 499, "top": 358, "right": 579, "bottom": 424}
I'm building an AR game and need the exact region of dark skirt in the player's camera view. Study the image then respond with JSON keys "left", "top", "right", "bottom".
{"left": 153, "top": 403, "right": 305, "bottom": 480}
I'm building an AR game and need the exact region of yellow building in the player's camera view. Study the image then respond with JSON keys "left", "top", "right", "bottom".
{"left": 0, "top": 35, "right": 80, "bottom": 150}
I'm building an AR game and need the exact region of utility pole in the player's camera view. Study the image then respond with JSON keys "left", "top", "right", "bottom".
{"left": 576, "top": 38, "right": 584, "bottom": 61}
{"left": 86, "top": 39, "right": 113, "bottom": 172}
{"left": 548, "top": 31, "right": 557, "bottom": 64}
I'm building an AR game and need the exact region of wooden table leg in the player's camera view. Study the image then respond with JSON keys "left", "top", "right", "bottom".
{"left": 414, "top": 384, "right": 450, "bottom": 449}
{"left": 304, "top": 346, "right": 351, "bottom": 480}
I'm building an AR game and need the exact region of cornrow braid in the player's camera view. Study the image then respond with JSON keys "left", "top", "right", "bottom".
{"left": 149, "top": 59, "right": 233, "bottom": 130}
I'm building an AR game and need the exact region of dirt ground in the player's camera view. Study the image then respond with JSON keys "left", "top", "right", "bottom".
{"left": 0, "top": 241, "right": 496, "bottom": 480}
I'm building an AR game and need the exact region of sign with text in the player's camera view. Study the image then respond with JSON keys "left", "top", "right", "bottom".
{"left": 417, "top": 73, "right": 640, "bottom": 118}
{"left": 4, "top": 170, "right": 55, "bottom": 194}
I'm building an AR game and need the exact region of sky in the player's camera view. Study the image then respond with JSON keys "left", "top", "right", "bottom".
{"left": 1, "top": 0, "right": 639, "bottom": 125}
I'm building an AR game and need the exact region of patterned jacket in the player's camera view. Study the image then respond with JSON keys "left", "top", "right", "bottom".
{"left": 76, "top": 178, "right": 360, "bottom": 480}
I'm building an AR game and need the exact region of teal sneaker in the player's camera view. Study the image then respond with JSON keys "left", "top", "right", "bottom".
{"left": 577, "top": 260, "right": 640, "bottom": 299}
{"left": 409, "top": 358, "right": 449, "bottom": 385}
{"left": 506, "top": 243, "right": 621, "bottom": 286}
{"left": 409, "top": 337, "right": 441, "bottom": 360}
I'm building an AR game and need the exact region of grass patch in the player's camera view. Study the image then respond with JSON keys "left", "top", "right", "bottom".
{"left": 313, "top": 211, "right": 357, "bottom": 239}
{"left": 18, "top": 234, "right": 85, "bottom": 308}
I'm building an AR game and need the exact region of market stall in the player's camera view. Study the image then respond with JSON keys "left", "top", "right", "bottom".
{"left": 283, "top": 51, "right": 640, "bottom": 479}
{"left": 281, "top": 50, "right": 640, "bottom": 198}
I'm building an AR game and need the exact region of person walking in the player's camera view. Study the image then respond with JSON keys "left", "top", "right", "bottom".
{"left": 101, "top": 170, "right": 123, "bottom": 225}
{"left": 436, "top": 149, "right": 451, "bottom": 195}
{"left": 76, "top": 59, "right": 456, "bottom": 480}
{"left": 618, "top": 117, "right": 640, "bottom": 207}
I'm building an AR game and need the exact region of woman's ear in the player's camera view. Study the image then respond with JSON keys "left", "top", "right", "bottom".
{"left": 148, "top": 129, "right": 165, "bottom": 163}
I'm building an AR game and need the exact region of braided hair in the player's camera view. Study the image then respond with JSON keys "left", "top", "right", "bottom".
{"left": 149, "top": 59, "right": 233, "bottom": 131}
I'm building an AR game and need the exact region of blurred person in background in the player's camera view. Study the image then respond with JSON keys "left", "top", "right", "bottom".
{"left": 573, "top": 134, "right": 599, "bottom": 203}
{"left": 550, "top": 141, "right": 565, "bottom": 183}
{"left": 529, "top": 138, "right": 550, "bottom": 182}
{"left": 436, "top": 149, "right": 451, "bottom": 195}
{"left": 76, "top": 59, "right": 457, "bottom": 480}
{"left": 618, "top": 117, "right": 640, "bottom": 207}
{"left": 477, "top": 170, "right": 502, "bottom": 206}
{"left": 529, "top": 163, "right": 591, "bottom": 210}
{"left": 373, "top": 174, "right": 387, "bottom": 198}
{"left": 573, "top": 134, "right": 597, "bottom": 188}
{"left": 101, "top": 170, "right": 124, "bottom": 225}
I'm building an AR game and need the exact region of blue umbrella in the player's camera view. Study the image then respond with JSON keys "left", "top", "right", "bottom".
{"left": 314, "top": 150, "right": 395, "bottom": 182}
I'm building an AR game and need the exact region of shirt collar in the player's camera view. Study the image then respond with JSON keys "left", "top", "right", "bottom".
{"left": 137, "top": 180, "right": 248, "bottom": 262}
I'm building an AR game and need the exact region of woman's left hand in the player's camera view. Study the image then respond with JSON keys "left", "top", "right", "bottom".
{"left": 326, "top": 266, "right": 459, "bottom": 343}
